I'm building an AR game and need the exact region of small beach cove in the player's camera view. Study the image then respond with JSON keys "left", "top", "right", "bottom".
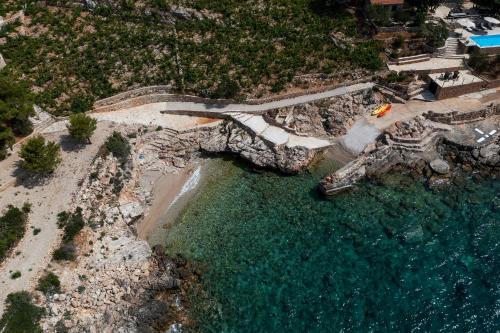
{"left": 154, "top": 155, "right": 500, "bottom": 332}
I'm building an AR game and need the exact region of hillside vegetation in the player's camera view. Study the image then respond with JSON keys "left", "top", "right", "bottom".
{"left": 0, "top": 0, "right": 382, "bottom": 115}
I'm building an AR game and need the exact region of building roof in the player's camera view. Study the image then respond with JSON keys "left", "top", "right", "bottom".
{"left": 370, "top": 0, "right": 404, "bottom": 5}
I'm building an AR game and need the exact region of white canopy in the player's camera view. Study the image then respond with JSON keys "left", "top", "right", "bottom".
{"left": 456, "top": 18, "right": 475, "bottom": 29}
{"left": 484, "top": 17, "right": 500, "bottom": 25}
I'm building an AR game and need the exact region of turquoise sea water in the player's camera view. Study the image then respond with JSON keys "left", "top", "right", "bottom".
{"left": 164, "top": 158, "right": 500, "bottom": 332}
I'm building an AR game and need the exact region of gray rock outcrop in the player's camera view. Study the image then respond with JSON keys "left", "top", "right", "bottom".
{"left": 430, "top": 159, "right": 450, "bottom": 175}
{"left": 268, "top": 89, "right": 382, "bottom": 137}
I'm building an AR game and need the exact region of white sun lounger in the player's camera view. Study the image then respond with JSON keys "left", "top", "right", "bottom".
{"left": 477, "top": 137, "right": 485, "bottom": 143}
{"left": 475, "top": 128, "right": 484, "bottom": 135}
{"left": 489, "top": 130, "right": 497, "bottom": 136}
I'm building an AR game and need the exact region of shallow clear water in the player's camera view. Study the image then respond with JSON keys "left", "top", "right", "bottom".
{"left": 164, "top": 158, "right": 500, "bottom": 333}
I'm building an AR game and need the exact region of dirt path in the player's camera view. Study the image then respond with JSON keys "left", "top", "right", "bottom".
{"left": 0, "top": 122, "right": 114, "bottom": 315}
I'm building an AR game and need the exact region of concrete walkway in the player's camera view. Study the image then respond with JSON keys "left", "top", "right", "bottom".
{"left": 93, "top": 83, "right": 375, "bottom": 150}
{"left": 339, "top": 88, "right": 500, "bottom": 155}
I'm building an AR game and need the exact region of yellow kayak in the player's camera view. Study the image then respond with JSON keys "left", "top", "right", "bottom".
{"left": 371, "top": 104, "right": 390, "bottom": 116}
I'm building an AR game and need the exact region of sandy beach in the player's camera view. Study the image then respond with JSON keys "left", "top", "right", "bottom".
{"left": 136, "top": 163, "right": 202, "bottom": 241}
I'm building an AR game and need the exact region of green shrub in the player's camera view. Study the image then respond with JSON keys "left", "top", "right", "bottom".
{"left": 0, "top": 73, "right": 34, "bottom": 160}
{"left": 212, "top": 76, "right": 240, "bottom": 99}
{"left": 419, "top": 22, "right": 448, "bottom": 48}
{"left": 53, "top": 243, "right": 76, "bottom": 261}
{"left": 69, "top": 95, "right": 94, "bottom": 114}
{"left": 105, "top": 132, "right": 131, "bottom": 166}
{"left": 468, "top": 50, "right": 489, "bottom": 73}
{"left": 37, "top": 272, "right": 61, "bottom": 295}
{"left": 0, "top": 204, "right": 30, "bottom": 261}
{"left": 58, "top": 207, "right": 85, "bottom": 243}
{"left": 11, "top": 271, "right": 21, "bottom": 279}
{"left": 0, "top": 292, "right": 45, "bottom": 332}
{"left": 53, "top": 208, "right": 85, "bottom": 261}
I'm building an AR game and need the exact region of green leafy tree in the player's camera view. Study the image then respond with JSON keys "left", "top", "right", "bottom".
{"left": 0, "top": 74, "right": 34, "bottom": 159}
{"left": 67, "top": 113, "right": 97, "bottom": 144}
{"left": 419, "top": 22, "right": 449, "bottom": 48}
{"left": 19, "top": 135, "right": 61, "bottom": 175}
{"left": 0, "top": 292, "right": 45, "bottom": 333}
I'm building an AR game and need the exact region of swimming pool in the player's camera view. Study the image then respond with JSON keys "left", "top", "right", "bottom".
{"left": 470, "top": 34, "right": 500, "bottom": 47}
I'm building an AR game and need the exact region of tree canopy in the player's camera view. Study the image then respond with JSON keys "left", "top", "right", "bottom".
{"left": 0, "top": 291, "right": 44, "bottom": 333}
{"left": 472, "top": 0, "right": 500, "bottom": 13}
{"left": 67, "top": 113, "right": 97, "bottom": 143}
{"left": 0, "top": 74, "right": 34, "bottom": 159}
{"left": 19, "top": 135, "right": 61, "bottom": 175}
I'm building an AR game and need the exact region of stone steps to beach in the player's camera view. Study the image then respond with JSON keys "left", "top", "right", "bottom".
{"left": 230, "top": 112, "right": 330, "bottom": 149}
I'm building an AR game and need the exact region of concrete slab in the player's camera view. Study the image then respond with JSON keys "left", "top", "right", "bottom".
{"left": 341, "top": 118, "right": 381, "bottom": 155}
{"left": 260, "top": 126, "right": 289, "bottom": 145}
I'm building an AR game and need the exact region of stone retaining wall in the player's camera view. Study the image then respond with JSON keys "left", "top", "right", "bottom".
{"left": 93, "top": 78, "right": 373, "bottom": 112}
{"left": 94, "top": 86, "right": 173, "bottom": 108}
{"left": 424, "top": 104, "right": 499, "bottom": 124}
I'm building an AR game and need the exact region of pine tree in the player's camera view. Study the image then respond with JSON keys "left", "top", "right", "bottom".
{"left": 67, "top": 113, "right": 97, "bottom": 144}
{"left": 19, "top": 135, "right": 61, "bottom": 175}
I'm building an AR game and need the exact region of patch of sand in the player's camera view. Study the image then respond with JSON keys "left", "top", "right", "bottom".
{"left": 136, "top": 166, "right": 196, "bottom": 240}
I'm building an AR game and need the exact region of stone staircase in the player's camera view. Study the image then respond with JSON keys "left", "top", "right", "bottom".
{"left": 230, "top": 112, "right": 331, "bottom": 149}
{"left": 392, "top": 54, "right": 431, "bottom": 65}
{"left": 438, "top": 38, "right": 465, "bottom": 59}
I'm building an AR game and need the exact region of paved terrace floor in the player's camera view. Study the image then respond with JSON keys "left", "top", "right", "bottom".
{"left": 388, "top": 58, "right": 464, "bottom": 73}
{"left": 340, "top": 87, "right": 500, "bottom": 154}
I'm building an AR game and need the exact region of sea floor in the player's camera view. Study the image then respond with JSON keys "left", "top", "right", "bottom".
{"left": 162, "top": 158, "right": 500, "bottom": 332}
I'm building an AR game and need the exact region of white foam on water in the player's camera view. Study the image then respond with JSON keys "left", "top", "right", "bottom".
{"left": 169, "top": 165, "right": 201, "bottom": 208}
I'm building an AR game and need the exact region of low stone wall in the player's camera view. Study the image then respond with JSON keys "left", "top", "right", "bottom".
{"left": 94, "top": 86, "right": 173, "bottom": 108}
{"left": 93, "top": 78, "right": 374, "bottom": 112}
{"left": 424, "top": 104, "right": 499, "bottom": 124}
{"left": 433, "top": 80, "right": 486, "bottom": 100}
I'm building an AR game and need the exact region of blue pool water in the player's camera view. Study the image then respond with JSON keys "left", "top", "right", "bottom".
{"left": 470, "top": 34, "right": 500, "bottom": 47}
{"left": 164, "top": 159, "right": 500, "bottom": 332}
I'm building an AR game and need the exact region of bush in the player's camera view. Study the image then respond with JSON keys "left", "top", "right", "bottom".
{"left": 0, "top": 73, "right": 34, "bottom": 160}
{"left": 365, "top": 4, "right": 391, "bottom": 26}
{"left": 0, "top": 292, "right": 45, "bottom": 333}
{"left": 105, "top": 132, "right": 131, "bottom": 166}
{"left": 0, "top": 204, "right": 30, "bottom": 261}
{"left": 392, "top": 35, "right": 405, "bottom": 49}
{"left": 37, "top": 272, "right": 61, "bottom": 295}
{"left": 53, "top": 208, "right": 85, "bottom": 261}
{"left": 11, "top": 271, "right": 21, "bottom": 279}
{"left": 468, "top": 50, "right": 489, "bottom": 73}
{"left": 19, "top": 135, "right": 62, "bottom": 175}
{"left": 212, "top": 76, "right": 240, "bottom": 99}
{"left": 69, "top": 95, "right": 94, "bottom": 114}
{"left": 53, "top": 243, "right": 76, "bottom": 261}
{"left": 419, "top": 22, "right": 448, "bottom": 48}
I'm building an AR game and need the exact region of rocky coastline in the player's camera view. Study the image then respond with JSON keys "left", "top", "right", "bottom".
{"left": 35, "top": 113, "right": 331, "bottom": 331}
{"left": 320, "top": 105, "right": 500, "bottom": 195}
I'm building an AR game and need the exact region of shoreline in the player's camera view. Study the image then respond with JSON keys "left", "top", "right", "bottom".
{"left": 138, "top": 161, "right": 204, "bottom": 246}
{"left": 137, "top": 165, "right": 197, "bottom": 240}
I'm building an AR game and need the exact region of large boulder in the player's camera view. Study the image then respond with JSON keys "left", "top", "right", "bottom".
{"left": 430, "top": 159, "right": 450, "bottom": 175}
